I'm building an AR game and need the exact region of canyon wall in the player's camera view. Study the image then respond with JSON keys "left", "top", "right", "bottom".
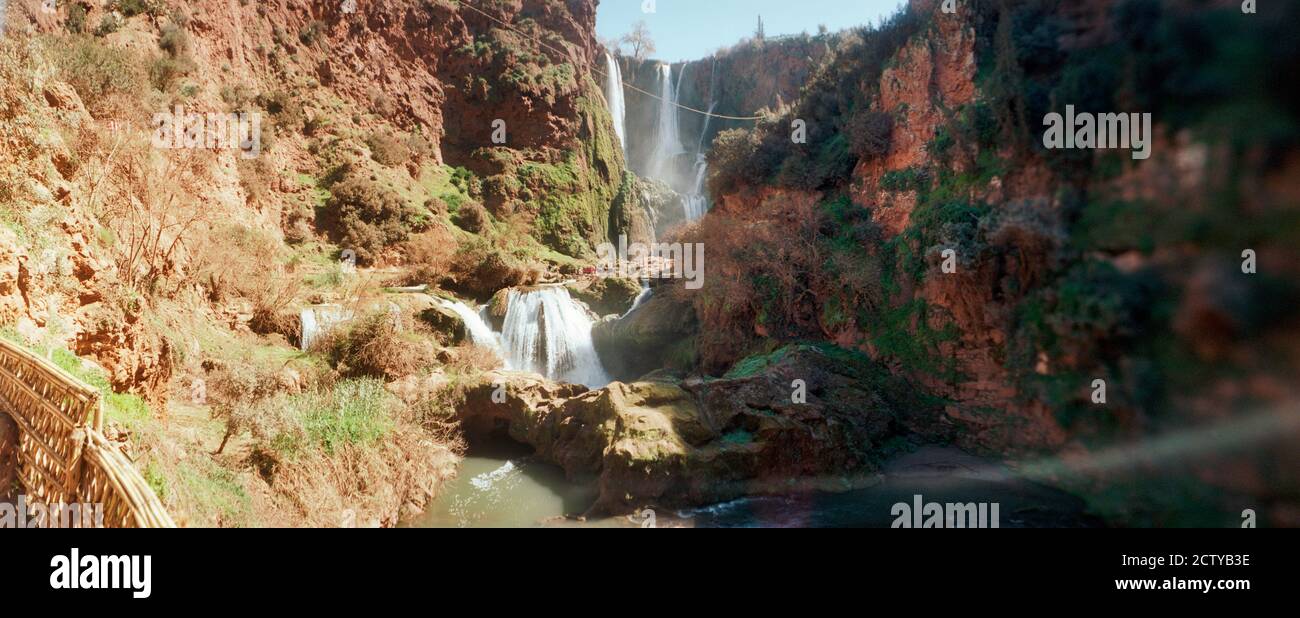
{"left": 695, "top": 0, "right": 1300, "bottom": 520}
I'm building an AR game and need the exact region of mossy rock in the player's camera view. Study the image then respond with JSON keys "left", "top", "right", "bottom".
{"left": 566, "top": 277, "right": 642, "bottom": 317}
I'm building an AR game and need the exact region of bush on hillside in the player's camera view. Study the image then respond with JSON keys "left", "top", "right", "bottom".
{"left": 324, "top": 174, "right": 420, "bottom": 265}
{"left": 111, "top": 0, "right": 166, "bottom": 17}
{"left": 366, "top": 129, "right": 412, "bottom": 167}
{"left": 50, "top": 38, "right": 146, "bottom": 117}
{"left": 846, "top": 109, "right": 893, "bottom": 159}
{"left": 451, "top": 199, "right": 489, "bottom": 233}
{"left": 316, "top": 312, "right": 439, "bottom": 381}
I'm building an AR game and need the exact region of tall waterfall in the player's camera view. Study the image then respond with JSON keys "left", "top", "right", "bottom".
{"left": 648, "top": 63, "right": 684, "bottom": 182}
{"left": 499, "top": 288, "right": 610, "bottom": 388}
{"left": 603, "top": 52, "right": 627, "bottom": 153}
{"left": 682, "top": 98, "right": 718, "bottom": 222}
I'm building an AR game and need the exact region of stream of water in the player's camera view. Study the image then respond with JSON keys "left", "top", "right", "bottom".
{"left": 411, "top": 445, "right": 1095, "bottom": 528}
{"left": 604, "top": 52, "right": 627, "bottom": 154}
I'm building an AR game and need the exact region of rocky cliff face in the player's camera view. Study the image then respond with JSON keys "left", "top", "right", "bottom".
{"left": 697, "top": 0, "right": 1300, "bottom": 522}
{"left": 618, "top": 32, "right": 834, "bottom": 180}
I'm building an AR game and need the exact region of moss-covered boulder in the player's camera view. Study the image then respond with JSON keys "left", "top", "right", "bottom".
{"left": 566, "top": 276, "right": 642, "bottom": 317}
{"left": 592, "top": 292, "right": 698, "bottom": 381}
{"left": 485, "top": 288, "right": 511, "bottom": 330}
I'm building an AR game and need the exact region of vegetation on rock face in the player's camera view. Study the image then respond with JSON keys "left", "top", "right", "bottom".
{"left": 706, "top": 8, "right": 924, "bottom": 195}
{"left": 323, "top": 172, "right": 424, "bottom": 266}
{"left": 694, "top": 0, "right": 1300, "bottom": 498}
{"left": 0, "top": 0, "right": 625, "bottom": 526}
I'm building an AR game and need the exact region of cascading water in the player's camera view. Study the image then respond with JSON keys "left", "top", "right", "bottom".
{"left": 648, "top": 63, "right": 684, "bottom": 183}
{"left": 499, "top": 288, "right": 610, "bottom": 388}
{"left": 684, "top": 155, "right": 710, "bottom": 221}
{"left": 300, "top": 305, "right": 351, "bottom": 351}
{"left": 682, "top": 98, "right": 717, "bottom": 221}
{"left": 623, "top": 284, "right": 653, "bottom": 318}
{"left": 603, "top": 52, "right": 627, "bottom": 154}
{"left": 436, "top": 298, "right": 502, "bottom": 356}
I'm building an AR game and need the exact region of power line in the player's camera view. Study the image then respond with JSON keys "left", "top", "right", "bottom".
{"left": 458, "top": 1, "right": 766, "bottom": 122}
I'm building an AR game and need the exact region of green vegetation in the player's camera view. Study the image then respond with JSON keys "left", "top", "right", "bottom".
{"left": 269, "top": 379, "right": 396, "bottom": 456}
{"left": 0, "top": 331, "right": 151, "bottom": 430}
{"left": 47, "top": 36, "right": 146, "bottom": 116}
{"left": 708, "top": 6, "right": 925, "bottom": 194}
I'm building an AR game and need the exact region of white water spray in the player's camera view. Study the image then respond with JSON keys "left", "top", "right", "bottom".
{"left": 623, "top": 283, "right": 654, "bottom": 318}
{"left": 499, "top": 288, "right": 610, "bottom": 388}
{"left": 684, "top": 155, "right": 710, "bottom": 221}
{"left": 648, "top": 63, "right": 684, "bottom": 182}
{"left": 604, "top": 52, "right": 627, "bottom": 153}
{"left": 300, "top": 305, "right": 351, "bottom": 351}
{"left": 436, "top": 298, "right": 503, "bottom": 356}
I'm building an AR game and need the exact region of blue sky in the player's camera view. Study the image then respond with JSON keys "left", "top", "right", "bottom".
{"left": 596, "top": 0, "right": 906, "bottom": 62}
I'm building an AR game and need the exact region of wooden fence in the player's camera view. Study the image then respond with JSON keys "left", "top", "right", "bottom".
{"left": 0, "top": 339, "right": 174, "bottom": 528}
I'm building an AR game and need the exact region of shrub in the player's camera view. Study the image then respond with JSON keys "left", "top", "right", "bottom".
{"left": 257, "top": 90, "right": 304, "bottom": 130}
{"left": 324, "top": 173, "right": 419, "bottom": 265}
{"left": 451, "top": 199, "right": 489, "bottom": 233}
{"left": 317, "top": 312, "right": 439, "bottom": 381}
{"left": 880, "top": 167, "right": 931, "bottom": 193}
{"left": 208, "top": 358, "right": 287, "bottom": 454}
{"left": 709, "top": 126, "right": 782, "bottom": 195}
{"left": 149, "top": 56, "right": 192, "bottom": 91}
{"left": 65, "top": 4, "right": 87, "bottom": 33}
{"left": 111, "top": 0, "right": 166, "bottom": 17}
{"left": 299, "top": 20, "right": 326, "bottom": 46}
{"left": 159, "top": 23, "right": 192, "bottom": 58}
{"left": 403, "top": 227, "right": 457, "bottom": 284}
{"left": 94, "top": 14, "right": 123, "bottom": 37}
{"left": 50, "top": 38, "right": 145, "bottom": 117}
{"left": 846, "top": 109, "right": 894, "bottom": 159}
{"left": 366, "top": 129, "right": 411, "bottom": 167}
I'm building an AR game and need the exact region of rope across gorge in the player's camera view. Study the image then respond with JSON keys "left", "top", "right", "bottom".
{"left": 458, "top": 0, "right": 767, "bottom": 122}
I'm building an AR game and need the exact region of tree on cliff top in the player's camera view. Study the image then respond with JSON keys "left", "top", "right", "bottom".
{"left": 621, "top": 21, "right": 656, "bottom": 61}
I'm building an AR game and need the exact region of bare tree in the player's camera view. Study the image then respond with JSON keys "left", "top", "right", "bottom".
{"left": 620, "top": 20, "right": 656, "bottom": 61}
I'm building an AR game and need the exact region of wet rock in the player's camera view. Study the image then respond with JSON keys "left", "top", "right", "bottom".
{"left": 417, "top": 302, "right": 468, "bottom": 345}
{"left": 566, "top": 276, "right": 641, "bottom": 317}
{"left": 486, "top": 288, "right": 511, "bottom": 330}
{"left": 456, "top": 344, "right": 942, "bottom": 514}
{"left": 592, "top": 292, "right": 698, "bottom": 381}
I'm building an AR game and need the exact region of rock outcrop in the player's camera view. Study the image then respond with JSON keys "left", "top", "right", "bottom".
{"left": 456, "top": 344, "right": 942, "bottom": 513}
{"left": 592, "top": 292, "right": 697, "bottom": 381}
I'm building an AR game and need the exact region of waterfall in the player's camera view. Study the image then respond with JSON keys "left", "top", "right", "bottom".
{"left": 436, "top": 298, "right": 503, "bottom": 356}
{"left": 623, "top": 284, "right": 654, "bottom": 318}
{"left": 648, "top": 63, "right": 684, "bottom": 183}
{"left": 603, "top": 52, "right": 627, "bottom": 154}
{"left": 684, "top": 155, "right": 709, "bottom": 221}
{"left": 300, "top": 305, "right": 351, "bottom": 351}
{"left": 682, "top": 97, "right": 716, "bottom": 221}
{"left": 499, "top": 288, "right": 610, "bottom": 388}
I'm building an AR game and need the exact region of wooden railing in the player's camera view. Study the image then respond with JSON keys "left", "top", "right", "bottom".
{"left": 0, "top": 339, "right": 174, "bottom": 528}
